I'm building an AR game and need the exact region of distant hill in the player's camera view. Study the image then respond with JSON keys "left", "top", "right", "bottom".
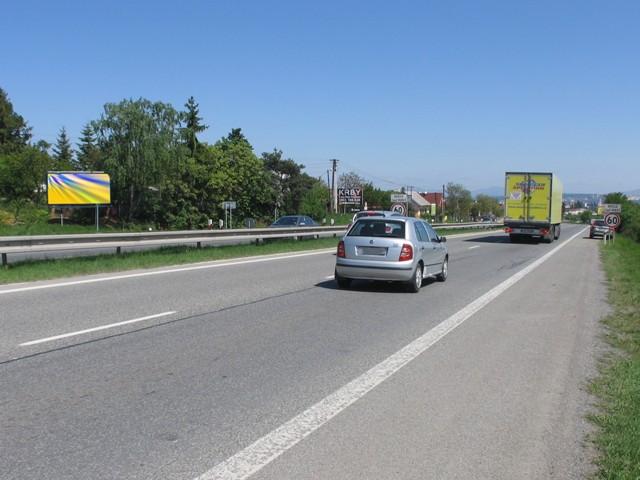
{"left": 472, "top": 186, "right": 503, "bottom": 198}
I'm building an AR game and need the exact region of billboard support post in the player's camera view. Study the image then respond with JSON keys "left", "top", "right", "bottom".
{"left": 96, "top": 205, "right": 99, "bottom": 232}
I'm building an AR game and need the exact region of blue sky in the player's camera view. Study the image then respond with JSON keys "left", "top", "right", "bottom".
{"left": 3, "top": 0, "right": 639, "bottom": 193}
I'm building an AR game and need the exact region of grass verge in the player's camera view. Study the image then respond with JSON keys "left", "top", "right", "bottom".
{"left": 0, "top": 227, "right": 499, "bottom": 285}
{"left": 0, "top": 237, "right": 340, "bottom": 285}
{"left": 589, "top": 235, "right": 640, "bottom": 479}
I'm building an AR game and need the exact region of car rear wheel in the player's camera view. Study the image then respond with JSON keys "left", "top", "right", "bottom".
{"left": 335, "top": 270, "right": 351, "bottom": 289}
{"left": 437, "top": 257, "right": 448, "bottom": 282}
{"left": 407, "top": 263, "right": 423, "bottom": 293}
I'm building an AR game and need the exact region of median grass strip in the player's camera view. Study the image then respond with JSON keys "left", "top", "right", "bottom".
{"left": 590, "top": 235, "right": 640, "bottom": 479}
{"left": 0, "top": 237, "right": 340, "bottom": 285}
{"left": 0, "top": 227, "right": 500, "bottom": 285}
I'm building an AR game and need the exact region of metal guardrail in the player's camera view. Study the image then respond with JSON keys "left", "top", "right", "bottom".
{"left": 0, "top": 222, "right": 502, "bottom": 266}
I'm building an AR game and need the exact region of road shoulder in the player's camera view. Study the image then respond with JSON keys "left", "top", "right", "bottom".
{"left": 253, "top": 234, "right": 607, "bottom": 479}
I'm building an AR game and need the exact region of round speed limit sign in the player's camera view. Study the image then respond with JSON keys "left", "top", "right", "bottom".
{"left": 391, "top": 203, "right": 406, "bottom": 215}
{"left": 604, "top": 213, "right": 621, "bottom": 230}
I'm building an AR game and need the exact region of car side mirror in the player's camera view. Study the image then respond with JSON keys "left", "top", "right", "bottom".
{"left": 439, "top": 236, "right": 447, "bottom": 243}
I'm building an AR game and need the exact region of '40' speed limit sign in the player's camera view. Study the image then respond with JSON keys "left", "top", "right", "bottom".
{"left": 604, "top": 212, "right": 621, "bottom": 230}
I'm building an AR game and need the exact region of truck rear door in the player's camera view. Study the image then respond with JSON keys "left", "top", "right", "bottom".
{"left": 505, "top": 173, "right": 552, "bottom": 223}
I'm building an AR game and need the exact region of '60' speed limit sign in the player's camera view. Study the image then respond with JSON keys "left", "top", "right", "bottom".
{"left": 604, "top": 213, "right": 621, "bottom": 230}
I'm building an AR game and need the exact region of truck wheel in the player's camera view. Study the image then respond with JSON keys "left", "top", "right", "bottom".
{"left": 554, "top": 224, "right": 561, "bottom": 240}
{"left": 547, "top": 227, "right": 555, "bottom": 243}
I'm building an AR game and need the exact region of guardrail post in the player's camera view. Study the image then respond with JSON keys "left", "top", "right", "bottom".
{"left": 116, "top": 246, "right": 122, "bottom": 255}
{"left": 1, "top": 253, "right": 7, "bottom": 267}
{"left": 197, "top": 241, "right": 202, "bottom": 249}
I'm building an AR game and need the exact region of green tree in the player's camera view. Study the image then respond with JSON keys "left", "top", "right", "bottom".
{"left": 604, "top": 193, "right": 640, "bottom": 241}
{"left": 338, "top": 171, "right": 366, "bottom": 188}
{"left": 475, "top": 194, "right": 503, "bottom": 218}
{"left": 300, "top": 180, "right": 330, "bottom": 220}
{"left": 189, "top": 129, "right": 275, "bottom": 226}
{"left": 76, "top": 123, "right": 102, "bottom": 170}
{"left": 183, "top": 96, "right": 207, "bottom": 156}
{"left": 0, "top": 87, "right": 32, "bottom": 154}
{"left": 362, "top": 184, "right": 392, "bottom": 210}
{"left": 52, "top": 127, "right": 74, "bottom": 170}
{"left": 92, "top": 98, "right": 184, "bottom": 222}
{"left": 445, "top": 182, "right": 473, "bottom": 222}
{"left": 0, "top": 145, "right": 52, "bottom": 210}
{"left": 262, "top": 149, "right": 313, "bottom": 215}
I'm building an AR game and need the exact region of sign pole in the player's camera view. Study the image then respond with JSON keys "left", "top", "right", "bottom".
{"left": 96, "top": 205, "right": 99, "bottom": 232}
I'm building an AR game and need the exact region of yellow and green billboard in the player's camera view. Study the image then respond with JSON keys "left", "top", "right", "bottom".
{"left": 47, "top": 172, "right": 111, "bottom": 205}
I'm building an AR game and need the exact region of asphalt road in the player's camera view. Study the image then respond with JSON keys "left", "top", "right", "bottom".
{"left": 0, "top": 224, "right": 606, "bottom": 479}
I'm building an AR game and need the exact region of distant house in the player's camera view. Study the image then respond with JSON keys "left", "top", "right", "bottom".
{"left": 409, "top": 191, "right": 430, "bottom": 216}
{"left": 420, "top": 192, "right": 445, "bottom": 213}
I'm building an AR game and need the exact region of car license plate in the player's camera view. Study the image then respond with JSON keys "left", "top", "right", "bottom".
{"left": 358, "top": 246, "right": 387, "bottom": 256}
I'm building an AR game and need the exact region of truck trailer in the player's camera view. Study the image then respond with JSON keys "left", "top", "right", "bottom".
{"left": 504, "top": 172, "right": 563, "bottom": 243}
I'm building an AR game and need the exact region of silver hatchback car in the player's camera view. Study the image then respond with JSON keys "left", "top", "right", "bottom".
{"left": 335, "top": 217, "right": 448, "bottom": 292}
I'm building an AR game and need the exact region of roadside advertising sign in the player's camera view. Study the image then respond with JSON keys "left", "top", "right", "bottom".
{"left": 47, "top": 172, "right": 111, "bottom": 205}
{"left": 338, "top": 187, "right": 362, "bottom": 205}
{"left": 221, "top": 201, "right": 237, "bottom": 209}
{"left": 390, "top": 193, "right": 407, "bottom": 203}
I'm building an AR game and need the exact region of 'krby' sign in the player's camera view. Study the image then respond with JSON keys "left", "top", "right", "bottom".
{"left": 338, "top": 187, "right": 362, "bottom": 205}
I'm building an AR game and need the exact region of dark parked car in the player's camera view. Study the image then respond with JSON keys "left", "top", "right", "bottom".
{"left": 269, "top": 215, "right": 318, "bottom": 227}
{"left": 589, "top": 219, "right": 611, "bottom": 238}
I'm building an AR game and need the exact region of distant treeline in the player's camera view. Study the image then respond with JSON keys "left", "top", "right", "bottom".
{"left": 1, "top": 87, "right": 503, "bottom": 229}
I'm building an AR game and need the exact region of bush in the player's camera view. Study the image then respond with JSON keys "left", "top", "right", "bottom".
{"left": 604, "top": 193, "right": 640, "bottom": 243}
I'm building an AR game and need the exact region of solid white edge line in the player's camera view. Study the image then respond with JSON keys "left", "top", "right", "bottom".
{"left": 19, "top": 311, "right": 176, "bottom": 346}
{"left": 0, "top": 250, "right": 335, "bottom": 295}
{"left": 194, "top": 227, "right": 588, "bottom": 480}
{"left": 0, "top": 229, "right": 500, "bottom": 296}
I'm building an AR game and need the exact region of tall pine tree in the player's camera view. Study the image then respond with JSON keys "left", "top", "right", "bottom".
{"left": 52, "top": 127, "right": 74, "bottom": 170}
{"left": 183, "top": 96, "right": 207, "bottom": 155}
{"left": 0, "top": 87, "right": 32, "bottom": 153}
{"left": 76, "top": 122, "right": 101, "bottom": 170}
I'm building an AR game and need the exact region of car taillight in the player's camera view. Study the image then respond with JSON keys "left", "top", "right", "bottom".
{"left": 399, "top": 243, "right": 413, "bottom": 261}
{"left": 541, "top": 228, "right": 549, "bottom": 235}
{"left": 505, "top": 227, "right": 512, "bottom": 233}
{"left": 337, "top": 240, "right": 346, "bottom": 258}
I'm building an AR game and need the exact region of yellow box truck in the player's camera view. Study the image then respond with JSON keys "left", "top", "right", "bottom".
{"left": 504, "top": 172, "right": 563, "bottom": 243}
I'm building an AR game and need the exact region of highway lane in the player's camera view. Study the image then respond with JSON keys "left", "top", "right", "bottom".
{"left": 0, "top": 225, "right": 601, "bottom": 479}
{"left": 0, "top": 230, "right": 498, "bottom": 360}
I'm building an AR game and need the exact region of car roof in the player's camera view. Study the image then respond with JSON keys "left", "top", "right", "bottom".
{"left": 353, "top": 215, "right": 412, "bottom": 223}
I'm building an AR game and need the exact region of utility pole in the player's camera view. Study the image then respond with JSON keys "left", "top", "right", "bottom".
{"left": 442, "top": 184, "right": 446, "bottom": 222}
{"left": 330, "top": 159, "right": 338, "bottom": 213}
{"left": 407, "top": 185, "right": 414, "bottom": 216}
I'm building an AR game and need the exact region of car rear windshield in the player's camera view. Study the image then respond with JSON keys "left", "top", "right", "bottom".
{"left": 593, "top": 220, "right": 606, "bottom": 226}
{"left": 348, "top": 219, "right": 405, "bottom": 238}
